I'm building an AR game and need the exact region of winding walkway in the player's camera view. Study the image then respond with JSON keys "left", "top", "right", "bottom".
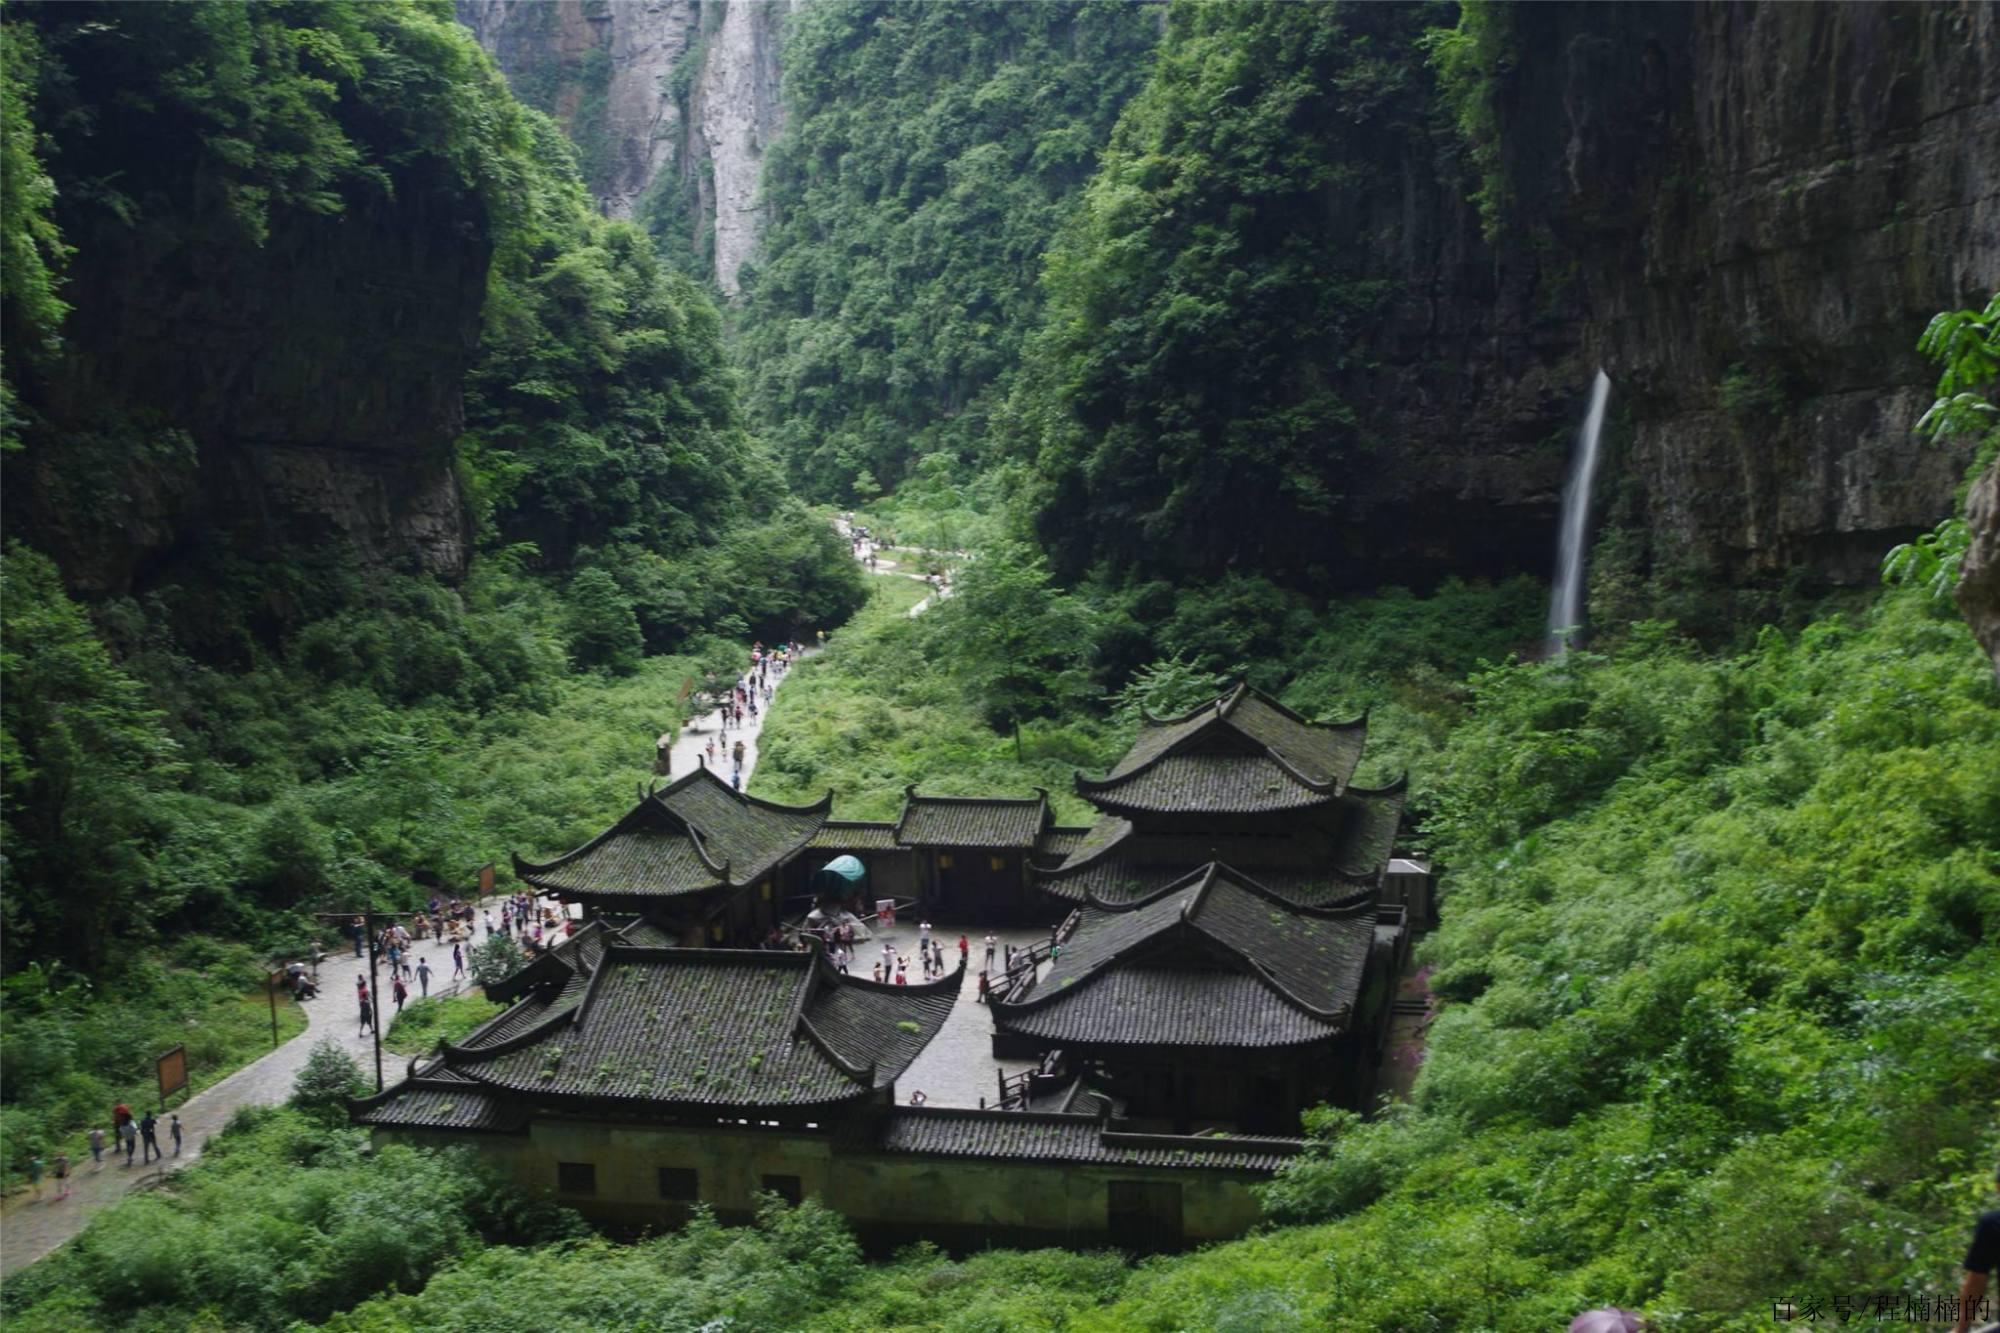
{"left": 0, "top": 914, "right": 491, "bottom": 1277}
{"left": 0, "top": 529, "right": 892, "bottom": 1277}
{"left": 0, "top": 528, "right": 884, "bottom": 1277}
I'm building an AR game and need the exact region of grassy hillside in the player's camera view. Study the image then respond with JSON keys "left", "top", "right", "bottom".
{"left": 8, "top": 581, "right": 1992, "bottom": 1330}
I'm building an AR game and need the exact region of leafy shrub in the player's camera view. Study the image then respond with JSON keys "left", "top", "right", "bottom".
{"left": 468, "top": 936, "right": 528, "bottom": 991}
{"left": 290, "top": 1039, "right": 366, "bottom": 1126}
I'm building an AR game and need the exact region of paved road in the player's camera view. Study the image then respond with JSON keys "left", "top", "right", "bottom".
{"left": 660, "top": 643, "right": 801, "bottom": 788}
{"left": 863, "top": 919, "right": 1053, "bottom": 1109}
{"left": 0, "top": 526, "right": 907, "bottom": 1277}
{"left": 0, "top": 904, "right": 499, "bottom": 1278}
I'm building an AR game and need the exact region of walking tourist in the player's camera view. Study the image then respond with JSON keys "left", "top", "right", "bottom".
{"left": 358, "top": 987, "right": 374, "bottom": 1035}
{"left": 392, "top": 974, "right": 408, "bottom": 1015}
{"left": 139, "top": 1111, "right": 161, "bottom": 1164}
{"left": 452, "top": 942, "right": 466, "bottom": 980}
{"left": 984, "top": 933, "right": 996, "bottom": 968}
{"left": 26, "top": 1152, "right": 43, "bottom": 1199}
{"left": 52, "top": 1151, "right": 70, "bottom": 1199}
{"left": 87, "top": 1126, "right": 105, "bottom": 1171}
{"left": 417, "top": 957, "right": 432, "bottom": 997}
{"left": 118, "top": 1118, "right": 137, "bottom": 1165}
{"left": 170, "top": 1114, "right": 183, "bottom": 1156}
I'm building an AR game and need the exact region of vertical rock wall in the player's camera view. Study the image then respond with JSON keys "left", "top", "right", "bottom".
{"left": 690, "top": 0, "right": 792, "bottom": 296}
{"left": 1344, "top": 0, "right": 1997, "bottom": 590}
{"left": 1487, "top": 0, "right": 1998, "bottom": 584}
{"left": 456, "top": 0, "right": 796, "bottom": 297}
{"left": 460, "top": 0, "right": 1996, "bottom": 591}
{"left": 5, "top": 162, "right": 488, "bottom": 594}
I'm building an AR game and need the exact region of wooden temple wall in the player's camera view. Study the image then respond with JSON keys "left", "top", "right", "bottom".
{"left": 372, "top": 1118, "right": 1267, "bottom": 1252}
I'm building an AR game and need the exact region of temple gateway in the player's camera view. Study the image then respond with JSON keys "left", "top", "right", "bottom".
{"left": 355, "top": 685, "right": 1427, "bottom": 1251}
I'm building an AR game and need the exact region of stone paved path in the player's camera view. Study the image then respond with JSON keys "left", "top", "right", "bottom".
{"left": 659, "top": 639, "right": 801, "bottom": 788}
{"left": 0, "top": 525, "right": 922, "bottom": 1277}
{"left": 0, "top": 899, "right": 506, "bottom": 1278}
{"left": 863, "top": 918, "right": 1053, "bottom": 1109}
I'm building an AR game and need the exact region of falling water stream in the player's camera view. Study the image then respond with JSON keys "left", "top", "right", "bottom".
{"left": 1545, "top": 369, "right": 1611, "bottom": 658}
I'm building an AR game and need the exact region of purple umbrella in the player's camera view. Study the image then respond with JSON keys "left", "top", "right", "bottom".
{"left": 1569, "top": 1311, "right": 1642, "bottom": 1333}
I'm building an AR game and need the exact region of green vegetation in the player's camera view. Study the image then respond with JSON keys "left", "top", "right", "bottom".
{"left": 383, "top": 993, "right": 505, "bottom": 1056}
{"left": 0, "top": 14, "right": 66, "bottom": 397}
{"left": 1022, "top": 1, "right": 1441, "bottom": 590}
{"left": 1884, "top": 293, "right": 2000, "bottom": 600}
{"left": 1422, "top": 0, "right": 1514, "bottom": 238}
{"left": 0, "top": 1102, "right": 583, "bottom": 1331}
{"left": 752, "top": 572, "right": 1121, "bottom": 823}
{"left": 0, "top": 940, "right": 305, "bottom": 1192}
{"left": 11, "top": 576, "right": 1987, "bottom": 1331}
{"left": 0, "top": 0, "right": 861, "bottom": 1199}
{"left": 1124, "top": 591, "right": 1999, "bottom": 1330}
{"left": 2, "top": 2, "right": 1994, "bottom": 1326}
{"left": 735, "top": 0, "right": 1161, "bottom": 502}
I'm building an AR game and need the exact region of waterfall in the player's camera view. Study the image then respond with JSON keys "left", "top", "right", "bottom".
{"left": 1545, "top": 369, "right": 1611, "bottom": 657}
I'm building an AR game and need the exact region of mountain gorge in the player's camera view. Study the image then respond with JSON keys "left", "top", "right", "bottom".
{"left": 1, "top": 4, "right": 1996, "bottom": 1329}
{"left": 468, "top": 0, "right": 1995, "bottom": 597}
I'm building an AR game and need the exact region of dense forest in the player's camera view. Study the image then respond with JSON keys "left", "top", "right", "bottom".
{"left": 2, "top": 0, "right": 1996, "bottom": 1329}
{"left": 0, "top": 0, "right": 861, "bottom": 1188}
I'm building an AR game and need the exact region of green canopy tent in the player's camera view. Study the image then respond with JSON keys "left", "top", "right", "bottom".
{"left": 809, "top": 855, "right": 868, "bottom": 898}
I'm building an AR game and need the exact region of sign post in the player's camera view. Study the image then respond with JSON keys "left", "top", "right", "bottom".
{"left": 478, "top": 862, "right": 496, "bottom": 895}
{"left": 156, "top": 1044, "right": 188, "bottom": 1112}
{"left": 265, "top": 970, "right": 282, "bottom": 1049}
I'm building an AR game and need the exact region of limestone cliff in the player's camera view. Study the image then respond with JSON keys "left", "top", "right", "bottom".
{"left": 1351, "top": 0, "right": 1997, "bottom": 591}
{"left": 5, "top": 162, "right": 487, "bottom": 596}
{"left": 456, "top": 0, "right": 794, "bottom": 297}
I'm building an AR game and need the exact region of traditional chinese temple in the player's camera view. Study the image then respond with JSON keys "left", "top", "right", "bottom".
{"left": 356, "top": 684, "right": 1420, "bottom": 1251}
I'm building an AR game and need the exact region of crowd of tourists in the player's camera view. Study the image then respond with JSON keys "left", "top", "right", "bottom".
{"left": 699, "top": 639, "right": 805, "bottom": 790}
{"left": 22, "top": 1102, "right": 186, "bottom": 1202}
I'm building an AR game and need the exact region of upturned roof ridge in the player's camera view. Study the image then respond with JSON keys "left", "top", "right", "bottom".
{"left": 439, "top": 997, "right": 579, "bottom": 1064}
{"left": 653, "top": 763, "right": 834, "bottom": 817}
{"left": 795, "top": 1008, "right": 874, "bottom": 1083}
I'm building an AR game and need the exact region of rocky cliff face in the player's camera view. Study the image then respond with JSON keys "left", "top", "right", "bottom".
{"left": 5, "top": 162, "right": 487, "bottom": 596}
{"left": 1352, "top": 0, "right": 1996, "bottom": 592}
{"left": 462, "top": 0, "right": 1994, "bottom": 593}
{"left": 457, "top": 0, "right": 794, "bottom": 297}
{"left": 1543, "top": 0, "right": 1995, "bottom": 586}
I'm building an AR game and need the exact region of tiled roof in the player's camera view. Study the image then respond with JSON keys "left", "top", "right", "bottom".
{"left": 878, "top": 1108, "right": 1299, "bottom": 1173}
{"left": 435, "top": 947, "right": 955, "bottom": 1110}
{"left": 998, "top": 969, "right": 1335, "bottom": 1046}
{"left": 614, "top": 919, "right": 679, "bottom": 948}
{"left": 513, "top": 770, "right": 828, "bottom": 900}
{"left": 1037, "top": 826, "right": 1092, "bottom": 860}
{"left": 351, "top": 1080, "right": 526, "bottom": 1133}
{"left": 1330, "top": 778, "right": 1408, "bottom": 881}
{"left": 806, "top": 963, "right": 963, "bottom": 1090}
{"left": 1038, "top": 858, "right": 1374, "bottom": 910}
{"left": 896, "top": 788, "right": 1049, "bottom": 848}
{"left": 1078, "top": 753, "right": 1337, "bottom": 815}
{"left": 660, "top": 775, "right": 830, "bottom": 884}
{"left": 483, "top": 919, "right": 615, "bottom": 1005}
{"left": 1086, "top": 685, "right": 1369, "bottom": 822}
{"left": 1049, "top": 815, "right": 1132, "bottom": 868}
{"left": 809, "top": 820, "right": 901, "bottom": 851}
{"left": 996, "top": 865, "right": 1375, "bottom": 1048}
{"left": 1038, "top": 857, "right": 1186, "bottom": 906}
{"left": 1226, "top": 690, "right": 1367, "bottom": 789}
